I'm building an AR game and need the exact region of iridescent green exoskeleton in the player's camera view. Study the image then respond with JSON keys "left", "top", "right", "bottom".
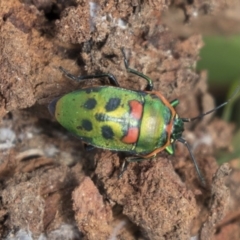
{"left": 49, "top": 49, "right": 240, "bottom": 185}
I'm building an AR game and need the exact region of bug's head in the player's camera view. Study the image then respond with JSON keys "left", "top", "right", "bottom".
{"left": 168, "top": 85, "right": 240, "bottom": 186}
{"left": 172, "top": 116, "right": 184, "bottom": 140}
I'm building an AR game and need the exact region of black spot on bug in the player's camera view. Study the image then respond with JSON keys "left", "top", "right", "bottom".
{"left": 85, "top": 89, "right": 92, "bottom": 94}
{"left": 84, "top": 98, "right": 97, "bottom": 110}
{"left": 102, "top": 125, "right": 114, "bottom": 139}
{"left": 81, "top": 119, "right": 93, "bottom": 131}
{"left": 105, "top": 98, "right": 121, "bottom": 112}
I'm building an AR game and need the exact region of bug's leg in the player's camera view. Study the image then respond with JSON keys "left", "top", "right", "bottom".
{"left": 118, "top": 160, "right": 129, "bottom": 179}
{"left": 170, "top": 99, "right": 179, "bottom": 107}
{"left": 59, "top": 66, "right": 120, "bottom": 87}
{"left": 177, "top": 138, "right": 206, "bottom": 186}
{"left": 121, "top": 48, "right": 153, "bottom": 91}
{"left": 119, "top": 156, "right": 151, "bottom": 178}
{"left": 84, "top": 144, "right": 95, "bottom": 151}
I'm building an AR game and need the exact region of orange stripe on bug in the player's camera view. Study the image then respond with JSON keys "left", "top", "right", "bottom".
{"left": 129, "top": 100, "right": 143, "bottom": 119}
{"left": 122, "top": 127, "right": 139, "bottom": 144}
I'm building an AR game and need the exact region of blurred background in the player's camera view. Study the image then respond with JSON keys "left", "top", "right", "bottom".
{"left": 197, "top": 34, "right": 240, "bottom": 165}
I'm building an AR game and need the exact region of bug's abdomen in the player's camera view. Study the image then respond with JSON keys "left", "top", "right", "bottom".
{"left": 50, "top": 86, "right": 172, "bottom": 155}
{"left": 51, "top": 86, "right": 145, "bottom": 152}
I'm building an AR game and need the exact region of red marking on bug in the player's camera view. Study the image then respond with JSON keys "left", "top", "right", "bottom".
{"left": 122, "top": 127, "right": 139, "bottom": 144}
{"left": 129, "top": 100, "right": 143, "bottom": 119}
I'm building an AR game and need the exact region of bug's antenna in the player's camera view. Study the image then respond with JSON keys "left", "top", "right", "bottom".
{"left": 181, "top": 84, "right": 240, "bottom": 122}
{"left": 177, "top": 138, "right": 206, "bottom": 186}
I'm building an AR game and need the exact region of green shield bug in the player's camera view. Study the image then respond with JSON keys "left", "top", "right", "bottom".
{"left": 49, "top": 49, "right": 240, "bottom": 185}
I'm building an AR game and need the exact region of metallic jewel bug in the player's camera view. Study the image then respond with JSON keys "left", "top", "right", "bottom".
{"left": 49, "top": 49, "right": 240, "bottom": 185}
